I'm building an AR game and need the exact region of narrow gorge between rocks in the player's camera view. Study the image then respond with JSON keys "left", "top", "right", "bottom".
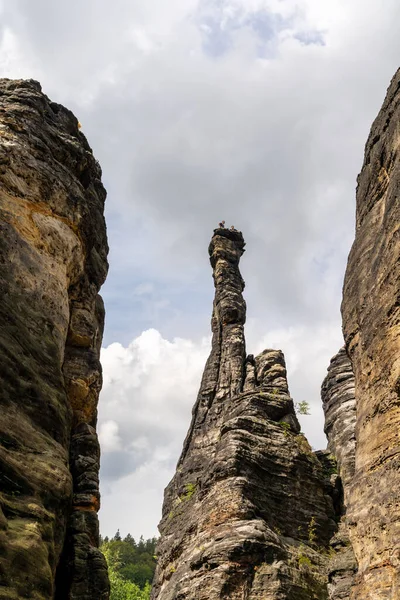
{"left": 0, "top": 67, "right": 399, "bottom": 599}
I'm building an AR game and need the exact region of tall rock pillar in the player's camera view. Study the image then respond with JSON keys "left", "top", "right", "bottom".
{"left": 0, "top": 79, "right": 109, "bottom": 599}
{"left": 178, "top": 228, "right": 247, "bottom": 475}
{"left": 152, "top": 228, "right": 338, "bottom": 600}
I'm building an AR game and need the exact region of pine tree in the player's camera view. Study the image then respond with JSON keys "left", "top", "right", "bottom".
{"left": 114, "top": 529, "right": 122, "bottom": 541}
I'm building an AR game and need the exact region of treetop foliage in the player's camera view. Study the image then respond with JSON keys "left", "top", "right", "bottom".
{"left": 100, "top": 532, "right": 158, "bottom": 600}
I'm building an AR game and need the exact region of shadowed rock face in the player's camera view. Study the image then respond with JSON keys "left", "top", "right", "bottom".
{"left": 321, "top": 348, "right": 357, "bottom": 599}
{"left": 152, "top": 228, "right": 338, "bottom": 600}
{"left": 341, "top": 68, "right": 400, "bottom": 598}
{"left": 0, "top": 79, "right": 109, "bottom": 599}
{"left": 322, "top": 348, "right": 356, "bottom": 501}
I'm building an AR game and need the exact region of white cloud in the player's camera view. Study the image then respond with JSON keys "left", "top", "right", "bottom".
{"left": 133, "top": 282, "right": 155, "bottom": 296}
{"left": 98, "top": 329, "right": 210, "bottom": 537}
{"left": 0, "top": 27, "right": 28, "bottom": 76}
{"left": 99, "top": 420, "right": 123, "bottom": 452}
{"left": 100, "top": 458, "right": 173, "bottom": 541}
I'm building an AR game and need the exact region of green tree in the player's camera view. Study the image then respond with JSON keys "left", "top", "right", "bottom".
{"left": 120, "top": 563, "right": 154, "bottom": 588}
{"left": 101, "top": 533, "right": 157, "bottom": 598}
{"left": 295, "top": 401, "right": 311, "bottom": 415}
{"left": 108, "top": 570, "right": 150, "bottom": 600}
{"left": 124, "top": 533, "right": 136, "bottom": 547}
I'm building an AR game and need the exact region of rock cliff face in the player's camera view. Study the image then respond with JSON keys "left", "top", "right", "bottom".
{"left": 0, "top": 79, "right": 109, "bottom": 599}
{"left": 340, "top": 68, "right": 400, "bottom": 598}
{"left": 321, "top": 348, "right": 357, "bottom": 599}
{"left": 152, "top": 228, "right": 339, "bottom": 600}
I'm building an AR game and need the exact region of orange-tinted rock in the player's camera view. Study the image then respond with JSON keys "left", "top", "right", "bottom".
{"left": 341, "top": 68, "right": 400, "bottom": 598}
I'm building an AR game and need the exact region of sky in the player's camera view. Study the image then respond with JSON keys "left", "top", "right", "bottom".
{"left": 1, "top": 0, "right": 399, "bottom": 540}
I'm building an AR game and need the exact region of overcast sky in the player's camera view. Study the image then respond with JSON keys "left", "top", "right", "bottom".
{"left": 1, "top": 0, "right": 399, "bottom": 540}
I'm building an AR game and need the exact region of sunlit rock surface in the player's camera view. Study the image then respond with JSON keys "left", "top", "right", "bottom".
{"left": 0, "top": 79, "right": 109, "bottom": 599}
{"left": 341, "top": 67, "right": 400, "bottom": 599}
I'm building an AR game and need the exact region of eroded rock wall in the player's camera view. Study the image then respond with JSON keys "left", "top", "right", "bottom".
{"left": 321, "top": 348, "right": 356, "bottom": 502}
{"left": 321, "top": 348, "right": 357, "bottom": 599}
{"left": 152, "top": 229, "right": 338, "bottom": 600}
{"left": 0, "top": 79, "right": 109, "bottom": 599}
{"left": 340, "top": 68, "right": 400, "bottom": 598}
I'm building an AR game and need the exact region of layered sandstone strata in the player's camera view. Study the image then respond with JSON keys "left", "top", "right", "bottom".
{"left": 152, "top": 229, "right": 338, "bottom": 600}
{"left": 321, "top": 348, "right": 356, "bottom": 502}
{"left": 341, "top": 68, "right": 400, "bottom": 598}
{"left": 321, "top": 348, "right": 357, "bottom": 599}
{"left": 0, "top": 79, "right": 109, "bottom": 599}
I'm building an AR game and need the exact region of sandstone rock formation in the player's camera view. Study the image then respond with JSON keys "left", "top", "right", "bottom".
{"left": 321, "top": 349, "right": 357, "bottom": 599}
{"left": 340, "top": 67, "right": 400, "bottom": 598}
{"left": 152, "top": 228, "right": 339, "bottom": 600}
{"left": 321, "top": 348, "right": 356, "bottom": 502}
{"left": 0, "top": 79, "right": 109, "bottom": 599}
{"left": 152, "top": 67, "right": 400, "bottom": 600}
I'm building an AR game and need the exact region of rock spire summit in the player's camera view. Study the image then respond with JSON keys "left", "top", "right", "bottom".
{"left": 151, "top": 228, "right": 338, "bottom": 600}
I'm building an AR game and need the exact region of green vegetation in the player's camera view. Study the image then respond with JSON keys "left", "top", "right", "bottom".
{"left": 100, "top": 532, "right": 157, "bottom": 600}
{"left": 182, "top": 482, "right": 196, "bottom": 501}
{"left": 322, "top": 454, "right": 338, "bottom": 477}
{"left": 308, "top": 516, "right": 317, "bottom": 545}
{"left": 296, "top": 434, "right": 314, "bottom": 456}
{"left": 279, "top": 421, "right": 291, "bottom": 437}
{"left": 169, "top": 482, "right": 197, "bottom": 521}
{"left": 326, "top": 463, "right": 338, "bottom": 476}
{"left": 295, "top": 401, "right": 311, "bottom": 415}
{"left": 108, "top": 571, "right": 151, "bottom": 600}
{"left": 298, "top": 553, "right": 312, "bottom": 569}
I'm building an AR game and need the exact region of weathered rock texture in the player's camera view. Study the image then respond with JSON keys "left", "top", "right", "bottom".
{"left": 322, "top": 348, "right": 356, "bottom": 502}
{"left": 0, "top": 79, "right": 109, "bottom": 599}
{"left": 152, "top": 228, "right": 339, "bottom": 600}
{"left": 340, "top": 68, "right": 400, "bottom": 598}
{"left": 321, "top": 348, "right": 357, "bottom": 599}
